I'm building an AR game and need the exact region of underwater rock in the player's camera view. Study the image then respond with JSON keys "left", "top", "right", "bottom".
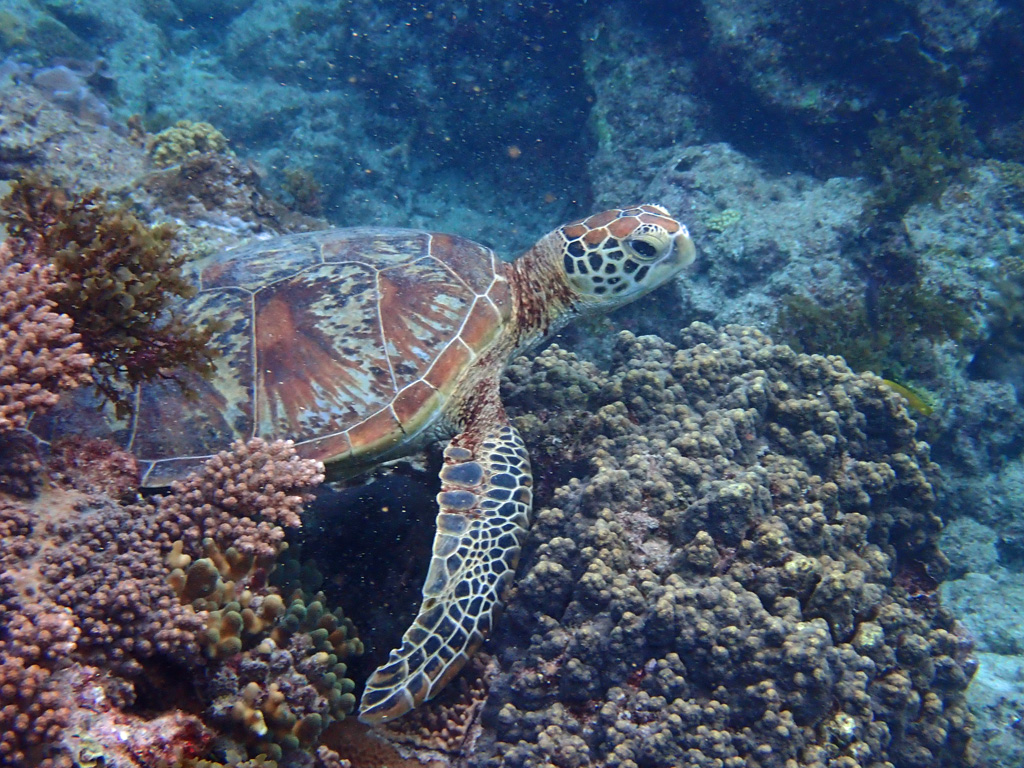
{"left": 0, "top": 80, "right": 144, "bottom": 193}
{"left": 940, "top": 517, "right": 1000, "bottom": 579}
{"left": 941, "top": 571, "right": 1024, "bottom": 655}
{"left": 964, "top": 652, "right": 1024, "bottom": 768}
{"left": 699, "top": 0, "right": 974, "bottom": 126}
{"left": 30, "top": 63, "right": 119, "bottom": 131}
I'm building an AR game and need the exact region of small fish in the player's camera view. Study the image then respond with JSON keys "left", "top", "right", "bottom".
{"left": 882, "top": 379, "right": 934, "bottom": 416}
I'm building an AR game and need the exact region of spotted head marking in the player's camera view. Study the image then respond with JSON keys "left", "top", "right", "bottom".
{"left": 557, "top": 204, "right": 695, "bottom": 312}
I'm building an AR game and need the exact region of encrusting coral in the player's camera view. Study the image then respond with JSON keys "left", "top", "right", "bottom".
{"left": 452, "top": 323, "right": 975, "bottom": 768}
{"left": 0, "top": 437, "right": 361, "bottom": 767}
{"left": 0, "top": 174, "right": 218, "bottom": 417}
{"left": 0, "top": 240, "right": 92, "bottom": 433}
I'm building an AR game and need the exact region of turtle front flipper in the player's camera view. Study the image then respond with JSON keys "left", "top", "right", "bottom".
{"left": 358, "top": 415, "right": 532, "bottom": 725}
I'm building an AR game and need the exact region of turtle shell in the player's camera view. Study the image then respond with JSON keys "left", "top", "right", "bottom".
{"left": 37, "top": 228, "right": 513, "bottom": 485}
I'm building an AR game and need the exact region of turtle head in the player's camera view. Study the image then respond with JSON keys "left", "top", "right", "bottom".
{"left": 556, "top": 204, "right": 695, "bottom": 313}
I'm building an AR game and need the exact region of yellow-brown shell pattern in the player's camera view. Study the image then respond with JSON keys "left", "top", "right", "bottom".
{"left": 54, "top": 228, "right": 511, "bottom": 485}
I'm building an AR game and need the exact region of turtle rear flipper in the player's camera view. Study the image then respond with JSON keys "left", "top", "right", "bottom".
{"left": 358, "top": 405, "right": 532, "bottom": 725}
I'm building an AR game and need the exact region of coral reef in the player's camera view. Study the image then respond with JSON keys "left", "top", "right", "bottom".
{"left": 451, "top": 324, "right": 974, "bottom": 767}
{"left": 1, "top": 175, "right": 218, "bottom": 416}
{"left": 0, "top": 79, "right": 320, "bottom": 254}
{"left": 0, "top": 472, "right": 210, "bottom": 765}
{"left": 0, "top": 437, "right": 360, "bottom": 766}
{"left": 1, "top": 1, "right": 1020, "bottom": 763}
{"left": 159, "top": 439, "right": 362, "bottom": 758}
{"left": 148, "top": 120, "right": 231, "bottom": 167}
{"left": 158, "top": 438, "right": 323, "bottom": 562}
{"left": 2, "top": 0, "right": 1014, "bottom": 243}
{"left": 1, "top": 0, "right": 593, "bottom": 248}
{"left": 0, "top": 240, "right": 92, "bottom": 433}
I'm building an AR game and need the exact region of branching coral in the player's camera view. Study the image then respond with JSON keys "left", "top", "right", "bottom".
{"left": 0, "top": 602, "right": 79, "bottom": 766}
{"left": 158, "top": 438, "right": 325, "bottom": 562}
{"left": 0, "top": 481, "right": 209, "bottom": 766}
{"left": 0, "top": 240, "right": 92, "bottom": 432}
{"left": 0, "top": 174, "right": 218, "bottom": 417}
{"left": 155, "top": 439, "right": 361, "bottom": 760}
{"left": 0, "top": 438, "right": 359, "bottom": 766}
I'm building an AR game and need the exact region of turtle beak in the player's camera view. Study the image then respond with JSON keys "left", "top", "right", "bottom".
{"left": 669, "top": 225, "right": 696, "bottom": 271}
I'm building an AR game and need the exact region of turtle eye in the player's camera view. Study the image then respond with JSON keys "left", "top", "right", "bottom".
{"left": 628, "top": 238, "right": 659, "bottom": 260}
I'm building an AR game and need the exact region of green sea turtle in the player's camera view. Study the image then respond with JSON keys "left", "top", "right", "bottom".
{"left": 33, "top": 205, "right": 695, "bottom": 724}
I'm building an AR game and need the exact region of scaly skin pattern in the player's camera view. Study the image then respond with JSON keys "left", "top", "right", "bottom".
{"left": 358, "top": 206, "right": 695, "bottom": 724}
{"left": 357, "top": 414, "right": 532, "bottom": 723}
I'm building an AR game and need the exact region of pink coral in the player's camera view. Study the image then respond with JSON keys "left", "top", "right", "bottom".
{"left": 0, "top": 487, "right": 205, "bottom": 683}
{"left": 157, "top": 438, "right": 325, "bottom": 561}
{"left": 0, "top": 602, "right": 79, "bottom": 767}
{"left": 0, "top": 240, "right": 92, "bottom": 432}
{"left": 0, "top": 438, "right": 332, "bottom": 765}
